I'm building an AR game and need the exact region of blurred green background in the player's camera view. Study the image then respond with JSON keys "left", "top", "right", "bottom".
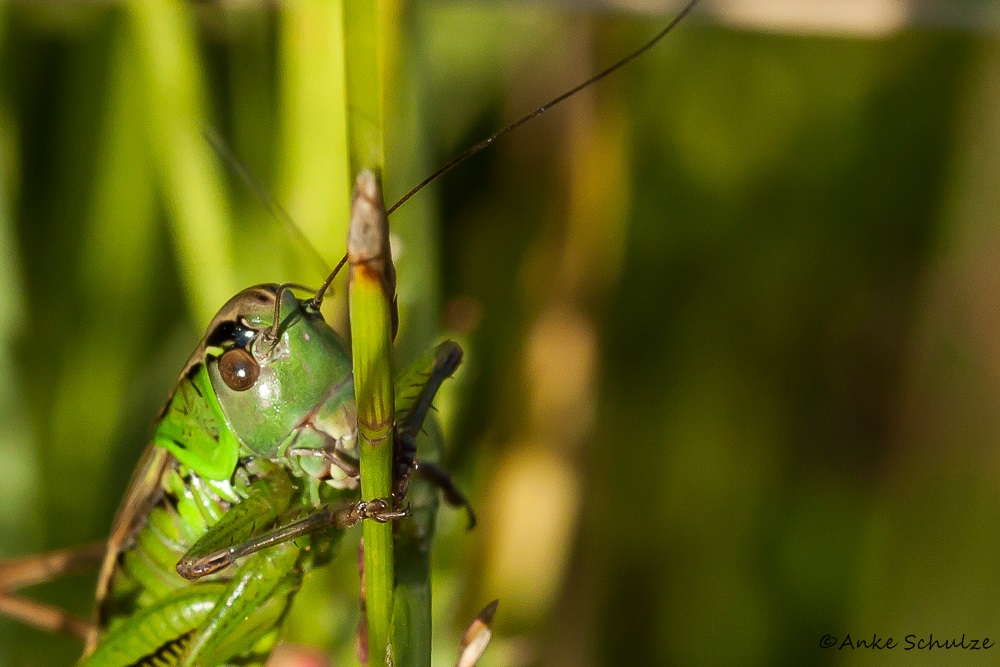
{"left": 1, "top": 1, "right": 998, "bottom": 665}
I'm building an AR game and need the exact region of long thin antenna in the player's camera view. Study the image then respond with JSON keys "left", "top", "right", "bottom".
{"left": 313, "top": 0, "right": 700, "bottom": 306}
{"left": 386, "top": 0, "right": 700, "bottom": 216}
{"left": 310, "top": 253, "right": 348, "bottom": 310}
{"left": 204, "top": 128, "right": 332, "bottom": 277}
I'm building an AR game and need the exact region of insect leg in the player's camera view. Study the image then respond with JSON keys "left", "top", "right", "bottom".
{"left": 79, "top": 583, "right": 228, "bottom": 666}
{"left": 179, "top": 544, "right": 302, "bottom": 667}
{"left": 83, "top": 554, "right": 297, "bottom": 667}
{"left": 176, "top": 470, "right": 295, "bottom": 580}
{"left": 0, "top": 594, "right": 94, "bottom": 640}
{"left": 0, "top": 541, "right": 105, "bottom": 639}
{"left": 393, "top": 340, "right": 476, "bottom": 527}
{"left": 0, "top": 541, "right": 105, "bottom": 592}
{"left": 392, "top": 340, "right": 463, "bottom": 496}
{"left": 177, "top": 498, "right": 406, "bottom": 580}
{"left": 326, "top": 449, "right": 360, "bottom": 478}
{"left": 287, "top": 445, "right": 360, "bottom": 480}
{"left": 411, "top": 460, "right": 476, "bottom": 530}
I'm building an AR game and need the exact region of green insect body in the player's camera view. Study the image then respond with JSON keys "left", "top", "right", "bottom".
{"left": 78, "top": 286, "right": 349, "bottom": 666}
{"left": 0, "top": 174, "right": 467, "bottom": 666}
{"left": 75, "top": 276, "right": 450, "bottom": 667}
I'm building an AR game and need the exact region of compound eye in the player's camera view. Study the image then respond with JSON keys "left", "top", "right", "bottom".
{"left": 218, "top": 348, "right": 259, "bottom": 391}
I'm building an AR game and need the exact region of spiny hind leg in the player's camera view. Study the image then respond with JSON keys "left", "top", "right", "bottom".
{"left": 0, "top": 541, "right": 104, "bottom": 639}
{"left": 393, "top": 341, "right": 476, "bottom": 528}
{"left": 175, "top": 470, "right": 403, "bottom": 582}
{"left": 178, "top": 499, "right": 406, "bottom": 580}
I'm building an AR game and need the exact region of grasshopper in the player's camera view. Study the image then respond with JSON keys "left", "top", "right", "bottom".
{"left": 0, "top": 1, "right": 699, "bottom": 664}
{"left": 3, "top": 172, "right": 471, "bottom": 666}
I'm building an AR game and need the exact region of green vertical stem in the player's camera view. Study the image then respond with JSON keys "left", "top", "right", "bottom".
{"left": 345, "top": 2, "right": 386, "bottom": 174}
{"left": 348, "top": 171, "right": 395, "bottom": 665}
{"left": 344, "top": 1, "right": 394, "bottom": 663}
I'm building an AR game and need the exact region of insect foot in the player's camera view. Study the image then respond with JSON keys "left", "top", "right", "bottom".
{"left": 354, "top": 498, "right": 410, "bottom": 524}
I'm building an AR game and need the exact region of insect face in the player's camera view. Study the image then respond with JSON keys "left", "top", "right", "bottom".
{"left": 204, "top": 284, "right": 356, "bottom": 464}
